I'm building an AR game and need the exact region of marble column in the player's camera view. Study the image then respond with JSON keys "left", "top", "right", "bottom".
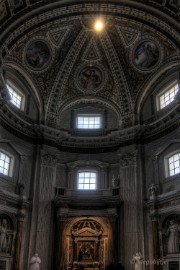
{"left": 149, "top": 184, "right": 161, "bottom": 270}
{"left": 55, "top": 208, "right": 69, "bottom": 270}
{"left": 107, "top": 208, "right": 118, "bottom": 263}
{"left": 151, "top": 214, "right": 161, "bottom": 270}
{"left": 118, "top": 147, "right": 144, "bottom": 269}
{"left": 35, "top": 153, "right": 56, "bottom": 270}
{"left": 14, "top": 212, "right": 25, "bottom": 270}
{"left": 68, "top": 237, "right": 73, "bottom": 270}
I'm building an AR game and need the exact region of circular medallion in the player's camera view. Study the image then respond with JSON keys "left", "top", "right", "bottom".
{"left": 133, "top": 40, "right": 159, "bottom": 70}
{"left": 75, "top": 65, "right": 106, "bottom": 93}
{"left": 25, "top": 40, "right": 51, "bottom": 70}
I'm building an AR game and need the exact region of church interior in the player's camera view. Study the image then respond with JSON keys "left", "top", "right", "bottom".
{"left": 0, "top": 0, "right": 180, "bottom": 270}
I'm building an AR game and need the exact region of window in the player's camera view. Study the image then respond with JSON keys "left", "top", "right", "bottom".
{"left": 76, "top": 115, "right": 101, "bottom": 129}
{"left": 78, "top": 171, "right": 97, "bottom": 190}
{"left": 0, "top": 151, "right": 11, "bottom": 176}
{"left": 158, "top": 83, "right": 179, "bottom": 110}
{"left": 7, "top": 84, "right": 24, "bottom": 110}
{"left": 168, "top": 152, "right": 180, "bottom": 177}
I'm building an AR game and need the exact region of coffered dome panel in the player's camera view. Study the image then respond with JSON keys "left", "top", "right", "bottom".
{"left": 0, "top": 0, "right": 179, "bottom": 149}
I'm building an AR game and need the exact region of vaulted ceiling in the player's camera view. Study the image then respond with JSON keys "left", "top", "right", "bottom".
{"left": 0, "top": 0, "right": 180, "bottom": 150}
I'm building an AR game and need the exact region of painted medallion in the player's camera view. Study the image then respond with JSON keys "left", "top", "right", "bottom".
{"left": 134, "top": 40, "right": 159, "bottom": 70}
{"left": 26, "top": 41, "right": 51, "bottom": 70}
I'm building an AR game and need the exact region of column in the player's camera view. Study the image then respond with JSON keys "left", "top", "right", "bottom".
{"left": 107, "top": 208, "right": 118, "bottom": 263}
{"left": 151, "top": 214, "right": 161, "bottom": 270}
{"left": 148, "top": 183, "right": 162, "bottom": 270}
{"left": 14, "top": 212, "right": 25, "bottom": 270}
{"left": 68, "top": 237, "right": 73, "bottom": 270}
{"left": 118, "top": 147, "right": 144, "bottom": 269}
{"left": 55, "top": 208, "right": 69, "bottom": 270}
{"left": 35, "top": 153, "right": 56, "bottom": 270}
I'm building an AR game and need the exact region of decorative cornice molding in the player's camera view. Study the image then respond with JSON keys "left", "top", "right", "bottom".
{"left": 0, "top": 189, "right": 31, "bottom": 210}
{"left": 0, "top": 100, "right": 180, "bottom": 149}
{"left": 66, "top": 160, "right": 109, "bottom": 169}
{"left": 146, "top": 190, "right": 180, "bottom": 216}
{"left": 54, "top": 193, "right": 120, "bottom": 208}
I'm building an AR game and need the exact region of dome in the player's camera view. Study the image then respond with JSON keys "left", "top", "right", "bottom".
{"left": 0, "top": 1, "right": 180, "bottom": 270}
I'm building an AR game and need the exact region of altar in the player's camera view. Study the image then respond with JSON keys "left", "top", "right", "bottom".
{"left": 67, "top": 219, "right": 108, "bottom": 270}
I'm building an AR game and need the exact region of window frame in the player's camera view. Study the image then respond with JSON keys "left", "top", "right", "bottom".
{"left": 156, "top": 81, "right": 179, "bottom": 111}
{"left": 7, "top": 82, "right": 25, "bottom": 111}
{"left": 76, "top": 114, "right": 102, "bottom": 130}
{"left": 0, "top": 149, "right": 14, "bottom": 177}
{"left": 77, "top": 169, "right": 98, "bottom": 190}
{"left": 164, "top": 150, "right": 180, "bottom": 178}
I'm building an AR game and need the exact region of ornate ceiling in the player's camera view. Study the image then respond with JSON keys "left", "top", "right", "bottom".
{"left": 0, "top": 0, "right": 180, "bottom": 150}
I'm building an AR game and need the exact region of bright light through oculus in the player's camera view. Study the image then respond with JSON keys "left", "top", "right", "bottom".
{"left": 94, "top": 20, "right": 104, "bottom": 32}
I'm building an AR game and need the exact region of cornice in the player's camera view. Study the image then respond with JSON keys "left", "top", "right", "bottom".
{"left": 146, "top": 190, "right": 180, "bottom": 216}
{"left": 53, "top": 192, "right": 121, "bottom": 208}
{"left": 0, "top": 100, "right": 180, "bottom": 149}
{"left": 0, "top": 189, "right": 31, "bottom": 210}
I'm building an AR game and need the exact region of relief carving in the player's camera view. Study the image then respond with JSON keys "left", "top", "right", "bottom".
{"left": 0, "top": 215, "right": 14, "bottom": 255}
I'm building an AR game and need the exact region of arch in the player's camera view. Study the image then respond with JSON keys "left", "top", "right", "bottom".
{"left": 2, "top": 61, "right": 44, "bottom": 121}
{"left": 135, "top": 60, "right": 180, "bottom": 122}
{"left": 57, "top": 97, "right": 123, "bottom": 128}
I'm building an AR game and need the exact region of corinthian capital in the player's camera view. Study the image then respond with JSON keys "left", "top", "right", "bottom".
{"left": 41, "top": 153, "right": 57, "bottom": 166}
{"left": 119, "top": 150, "right": 138, "bottom": 167}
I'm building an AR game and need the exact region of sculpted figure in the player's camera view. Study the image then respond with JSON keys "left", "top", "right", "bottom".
{"left": 149, "top": 184, "right": 156, "bottom": 200}
{"left": 30, "top": 253, "right": 41, "bottom": 270}
{"left": 167, "top": 220, "right": 180, "bottom": 254}
{"left": 132, "top": 253, "right": 143, "bottom": 270}
{"left": 0, "top": 219, "right": 8, "bottom": 252}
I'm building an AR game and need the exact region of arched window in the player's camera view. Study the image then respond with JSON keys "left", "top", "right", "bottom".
{"left": 0, "top": 150, "right": 14, "bottom": 177}
{"left": 7, "top": 83, "right": 25, "bottom": 110}
{"left": 77, "top": 171, "right": 97, "bottom": 190}
{"left": 157, "top": 82, "right": 179, "bottom": 110}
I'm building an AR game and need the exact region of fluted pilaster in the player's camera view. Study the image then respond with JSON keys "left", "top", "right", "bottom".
{"left": 35, "top": 153, "right": 56, "bottom": 270}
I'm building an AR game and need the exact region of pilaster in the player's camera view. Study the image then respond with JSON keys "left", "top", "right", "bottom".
{"left": 35, "top": 152, "right": 56, "bottom": 270}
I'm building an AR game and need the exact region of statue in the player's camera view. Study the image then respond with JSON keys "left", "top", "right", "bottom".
{"left": 112, "top": 175, "right": 120, "bottom": 188}
{"left": 78, "top": 242, "right": 94, "bottom": 261}
{"left": 149, "top": 184, "right": 156, "bottom": 200}
{"left": 132, "top": 253, "right": 143, "bottom": 270}
{"left": 0, "top": 219, "right": 8, "bottom": 252}
{"left": 30, "top": 253, "right": 41, "bottom": 270}
{"left": 167, "top": 220, "right": 180, "bottom": 254}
